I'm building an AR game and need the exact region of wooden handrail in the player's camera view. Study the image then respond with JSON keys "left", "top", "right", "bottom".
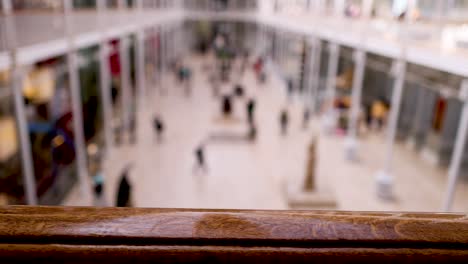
{"left": 0, "top": 206, "right": 467, "bottom": 263}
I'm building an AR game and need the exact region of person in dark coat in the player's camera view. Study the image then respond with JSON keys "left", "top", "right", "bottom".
{"left": 234, "top": 84, "right": 244, "bottom": 97}
{"left": 116, "top": 166, "right": 132, "bottom": 207}
{"left": 222, "top": 95, "right": 232, "bottom": 116}
{"left": 194, "top": 144, "right": 207, "bottom": 174}
{"left": 93, "top": 173, "right": 108, "bottom": 207}
{"left": 246, "top": 98, "right": 256, "bottom": 124}
{"left": 280, "top": 108, "right": 289, "bottom": 136}
{"left": 153, "top": 116, "right": 164, "bottom": 142}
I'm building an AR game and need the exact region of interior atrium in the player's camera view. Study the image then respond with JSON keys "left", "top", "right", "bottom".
{"left": 1, "top": 0, "right": 468, "bottom": 213}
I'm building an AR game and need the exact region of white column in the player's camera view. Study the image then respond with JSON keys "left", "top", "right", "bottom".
{"left": 334, "top": 0, "right": 346, "bottom": 18}
{"left": 322, "top": 43, "right": 340, "bottom": 133}
{"left": 67, "top": 51, "right": 92, "bottom": 202}
{"left": 344, "top": 50, "right": 366, "bottom": 161}
{"left": 443, "top": 80, "right": 468, "bottom": 211}
{"left": 169, "top": 26, "right": 175, "bottom": 63}
{"left": 11, "top": 69, "right": 38, "bottom": 205}
{"left": 158, "top": 27, "right": 165, "bottom": 90}
{"left": 3, "top": 0, "right": 38, "bottom": 205}
{"left": 97, "top": 1, "right": 115, "bottom": 155}
{"left": 174, "top": 26, "right": 179, "bottom": 61}
{"left": 361, "top": 0, "right": 374, "bottom": 19}
{"left": 134, "top": 0, "right": 145, "bottom": 145}
{"left": 64, "top": 0, "right": 92, "bottom": 202}
{"left": 162, "top": 27, "right": 167, "bottom": 73}
{"left": 304, "top": 39, "right": 314, "bottom": 107}
{"left": 120, "top": 37, "right": 132, "bottom": 142}
{"left": 313, "top": 0, "right": 325, "bottom": 15}
{"left": 309, "top": 38, "right": 322, "bottom": 113}
{"left": 152, "top": 28, "right": 159, "bottom": 88}
{"left": 97, "top": 43, "right": 114, "bottom": 152}
{"left": 255, "top": 25, "right": 262, "bottom": 54}
{"left": 375, "top": 60, "right": 406, "bottom": 200}
{"left": 118, "top": 0, "right": 131, "bottom": 139}
{"left": 274, "top": 32, "right": 280, "bottom": 63}
{"left": 135, "top": 29, "right": 146, "bottom": 107}
{"left": 280, "top": 33, "right": 287, "bottom": 70}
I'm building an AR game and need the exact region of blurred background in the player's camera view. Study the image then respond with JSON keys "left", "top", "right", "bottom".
{"left": 1, "top": 0, "right": 468, "bottom": 212}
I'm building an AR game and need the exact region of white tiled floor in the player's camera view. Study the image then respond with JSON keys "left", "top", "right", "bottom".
{"left": 64, "top": 53, "right": 468, "bottom": 212}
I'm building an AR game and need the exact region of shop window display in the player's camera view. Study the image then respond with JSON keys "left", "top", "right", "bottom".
{"left": 78, "top": 46, "right": 105, "bottom": 172}
{"left": 24, "top": 58, "right": 78, "bottom": 205}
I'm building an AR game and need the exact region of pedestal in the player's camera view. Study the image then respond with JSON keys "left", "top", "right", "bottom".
{"left": 286, "top": 183, "right": 337, "bottom": 209}
{"left": 375, "top": 170, "right": 394, "bottom": 201}
{"left": 285, "top": 137, "right": 337, "bottom": 209}
{"left": 344, "top": 136, "right": 359, "bottom": 161}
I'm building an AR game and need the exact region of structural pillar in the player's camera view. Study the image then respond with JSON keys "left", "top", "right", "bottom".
{"left": 158, "top": 26, "right": 165, "bottom": 91}
{"left": 311, "top": 38, "right": 322, "bottom": 113}
{"left": 162, "top": 27, "right": 167, "bottom": 77}
{"left": 135, "top": 0, "right": 146, "bottom": 106}
{"left": 304, "top": 39, "right": 314, "bottom": 107}
{"left": 322, "top": 42, "right": 340, "bottom": 133}
{"left": 306, "top": 37, "right": 321, "bottom": 113}
{"left": 375, "top": 60, "right": 407, "bottom": 200}
{"left": 67, "top": 51, "right": 92, "bottom": 202}
{"left": 64, "top": 0, "right": 92, "bottom": 202}
{"left": 280, "top": 33, "right": 287, "bottom": 71}
{"left": 344, "top": 50, "right": 366, "bottom": 161}
{"left": 120, "top": 37, "right": 132, "bottom": 142}
{"left": 4, "top": 0, "right": 38, "bottom": 205}
{"left": 11, "top": 69, "right": 38, "bottom": 205}
{"left": 136, "top": 30, "right": 146, "bottom": 105}
{"left": 334, "top": 0, "right": 346, "bottom": 18}
{"left": 97, "top": 0, "right": 114, "bottom": 155}
{"left": 118, "top": 0, "right": 131, "bottom": 141}
{"left": 443, "top": 80, "right": 468, "bottom": 211}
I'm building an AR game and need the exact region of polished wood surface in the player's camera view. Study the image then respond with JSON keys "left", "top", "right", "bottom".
{"left": 0, "top": 206, "right": 467, "bottom": 263}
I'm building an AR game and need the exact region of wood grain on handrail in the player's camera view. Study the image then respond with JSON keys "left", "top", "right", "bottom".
{"left": 0, "top": 206, "right": 467, "bottom": 263}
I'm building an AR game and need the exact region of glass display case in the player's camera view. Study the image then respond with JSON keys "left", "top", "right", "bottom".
{"left": 24, "top": 57, "right": 78, "bottom": 205}
{"left": 77, "top": 45, "right": 105, "bottom": 175}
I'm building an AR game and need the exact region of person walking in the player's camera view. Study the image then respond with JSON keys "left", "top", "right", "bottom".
{"left": 222, "top": 95, "right": 233, "bottom": 117}
{"left": 116, "top": 165, "right": 132, "bottom": 207}
{"left": 246, "top": 98, "right": 256, "bottom": 124}
{"left": 153, "top": 115, "right": 164, "bottom": 142}
{"left": 92, "top": 172, "right": 108, "bottom": 207}
{"left": 183, "top": 66, "right": 192, "bottom": 96}
{"left": 280, "top": 108, "right": 289, "bottom": 136}
{"left": 194, "top": 144, "right": 207, "bottom": 174}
